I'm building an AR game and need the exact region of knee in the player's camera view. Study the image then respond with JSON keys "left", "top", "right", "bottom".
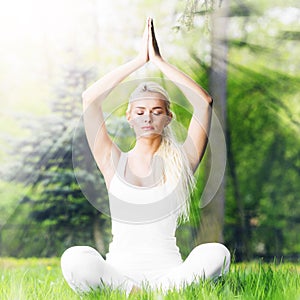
{"left": 222, "top": 244, "right": 231, "bottom": 262}
{"left": 208, "top": 243, "right": 230, "bottom": 258}
{"left": 61, "top": 246, "right": 100, "bottom": 270}
{"left": 61, "top": 245, "right": 91, "bottom": 260}
{"left": 206, "top": 243, "right": 230, "bottom": 261}
{"left": 217, "top": 243, "right": 231, "bottom": 271}
{"left": 189, "top": 243, "right": 231, "bottom": 269}
{"left": 61, "top": 246, "right": 98, "bottom": 258}
{"left": 60, "top": 246, "right": 104, "bottom": 293}
{"left": 206, "top": 243, "right": 231, "bottom": 272}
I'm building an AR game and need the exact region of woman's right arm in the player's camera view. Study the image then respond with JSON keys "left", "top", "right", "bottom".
{"left": 82, "top": 20, "right": 149, "bottom": 186}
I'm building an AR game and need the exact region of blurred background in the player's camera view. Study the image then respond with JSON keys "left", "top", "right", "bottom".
{"left": 0, "top": 0, "right": 299, "bottom": 262}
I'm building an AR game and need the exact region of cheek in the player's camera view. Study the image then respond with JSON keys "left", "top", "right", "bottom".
{"left": 156, "top": 115, "right": 170, "bottom": 126}
{"left": 131, "top": 116, "right": 143, "bottom": 125}
{"left": 130, "top": 116, "right": 146, "bottom": 130}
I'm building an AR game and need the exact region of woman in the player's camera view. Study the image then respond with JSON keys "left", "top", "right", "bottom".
{"left": 61, "top": 17, "right": 230, "bottom": 295}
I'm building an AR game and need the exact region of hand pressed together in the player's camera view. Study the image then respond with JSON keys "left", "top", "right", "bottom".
{"left": 148, "top": 18, "right": 162, "bottom": 62}
{"left": 137, "top": 17, "right": 163, "bottom": 66}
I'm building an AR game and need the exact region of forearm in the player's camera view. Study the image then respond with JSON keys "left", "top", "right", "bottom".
{"left": 153, "top": 57, "right": 212, "bottom": 109}
{"left": 82, "top": 57, "right": 144, "bottom": 106}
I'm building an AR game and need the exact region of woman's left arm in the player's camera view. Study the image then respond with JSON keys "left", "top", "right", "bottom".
{"left": 148, "top": 18, "right": 213, "bottom": 172}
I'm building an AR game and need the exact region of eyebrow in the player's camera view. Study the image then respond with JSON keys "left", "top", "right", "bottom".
{"left": 134, "top": 106, "right": 164, "bottom": 110}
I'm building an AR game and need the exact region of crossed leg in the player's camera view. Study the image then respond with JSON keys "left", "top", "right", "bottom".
{"left": 61, "top": 243, "right": 230, "bottom": 295}
{"left": 60, "top": 246, "right": 134, "bottom": 295}
{"left": 152, "top": 243, "right": 231, "bottom": 292}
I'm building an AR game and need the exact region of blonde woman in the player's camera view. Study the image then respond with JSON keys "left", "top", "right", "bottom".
{"left": 61, "top": 17, "right": 230, "bottom": 295}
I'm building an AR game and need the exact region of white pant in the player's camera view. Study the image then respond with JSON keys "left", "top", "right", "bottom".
{"left": 61, "top": 243, "right": 230, "bottom": 295}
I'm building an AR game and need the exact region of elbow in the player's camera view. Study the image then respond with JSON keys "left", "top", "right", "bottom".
{"left": 200, "top": 95, "right": 213, "bottom": 107}
{"left": 198, "top": 91, "right": 213, "bottom": 106}
{"left": 82, "top": 91, "right": 101, "bottom": 111}
{"left": 82, "top": 90, "right": 94, "bottom": 108}
{"left": 81, "top": 90, "right": 91, "bottom": 111}
{"left": 82, "top": 90, "right": 88, "bottom": 103}
{"left": 206, "top": 95, "right": 213, "bottom": 106}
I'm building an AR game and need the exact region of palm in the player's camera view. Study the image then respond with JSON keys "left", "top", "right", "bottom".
{"left": 148, "top": 18, "right": 161, "bottom": 61}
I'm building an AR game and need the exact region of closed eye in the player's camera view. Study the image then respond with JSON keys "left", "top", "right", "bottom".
{"left": 153, "top": 110, "right": 163, "bottom": 116}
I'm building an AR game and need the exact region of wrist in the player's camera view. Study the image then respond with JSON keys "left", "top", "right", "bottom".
{"left": 133, "top": 56, "right": 147, "bottom": 68}
{"left": 151, "top": 55, "right": 165, "bottom": 66}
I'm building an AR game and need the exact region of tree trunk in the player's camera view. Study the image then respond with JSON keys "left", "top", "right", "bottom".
{"left": 93, "top": 214, "right": 105, "bottom": 254}
{"left": 197, "top": 0, "right": 230, "bottom": 244}
{"left": 226, "top": 125, "right": 247, "bottom": 260}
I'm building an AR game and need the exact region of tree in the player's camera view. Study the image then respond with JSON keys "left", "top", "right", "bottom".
{"left": 197, "top": 0, "right": 230, "bottom": 244}
{"left": 0, "top": 58, "right": 113, "bottom": 257}
{"left": 176, "top": 0, "right": 300, "bottom": 261}
{"left": 177, "top": 0, "right": 230, "bottom": 245}
{"left": 223, "top": 0, "right": 300, "bottom": 260}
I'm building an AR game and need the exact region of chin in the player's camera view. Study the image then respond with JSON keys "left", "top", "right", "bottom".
{"left": 138, "top": 132, "right": 161, "bottom": 139}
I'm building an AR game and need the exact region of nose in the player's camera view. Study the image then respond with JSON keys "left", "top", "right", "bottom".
{"left": 144, "top": 112, "right": 153, "bottom": 123}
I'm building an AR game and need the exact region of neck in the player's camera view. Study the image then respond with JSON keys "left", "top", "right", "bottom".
{"left": 131, "top": 135, "right": 162, "bottom": 158}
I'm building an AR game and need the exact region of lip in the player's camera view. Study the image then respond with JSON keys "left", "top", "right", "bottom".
{"left": 141, "top": 126, "right": 155, "bottom": 130}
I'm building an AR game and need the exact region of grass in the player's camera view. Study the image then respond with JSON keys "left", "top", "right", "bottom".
{"left": 0, "top": 257, "right": 299, "bottom": 300}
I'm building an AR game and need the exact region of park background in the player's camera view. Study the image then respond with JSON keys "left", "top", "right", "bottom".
{"left": 0, "top": 0, "right": 299, "bottom": 264}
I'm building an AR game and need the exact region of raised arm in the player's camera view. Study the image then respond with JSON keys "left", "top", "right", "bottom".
{"left": 148, "top": 18, "right": 213, "bottom": 172}
{"left": 82, "top": 19, "right": 149, "bottom": 187}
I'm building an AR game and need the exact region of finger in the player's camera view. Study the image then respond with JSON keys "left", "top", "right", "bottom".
{"left": 143, "top": 18, "right": 148, "bottom": 35}
{"left": 149, "top": 18, "right": 155, "bottom": 38}
{"left": 151, "top": 18, "right": 155, "bottom": 34}
{"left": 147, "top": 17, "right": 151, "bottom": 29}
{"left": 150, "top": 19, "right": 160, "bottom": 55}
{"left": 147, "top": 17, "right": 152, "bottom": 39}
{"left": 150, "top": 19, "right": 157, "bottom": 44}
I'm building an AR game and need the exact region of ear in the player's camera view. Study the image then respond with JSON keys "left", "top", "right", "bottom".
{"left": 165, "top": 111, "right": 173, "bottom": 126}
{"left": 126, "top": 111, "right": 133, "bottom": 127}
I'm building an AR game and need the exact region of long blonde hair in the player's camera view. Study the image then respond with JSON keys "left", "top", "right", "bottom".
{"left": 127, "top": 81, "right": 195, "bottom": 223}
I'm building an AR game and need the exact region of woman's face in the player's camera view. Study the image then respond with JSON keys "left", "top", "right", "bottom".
{"left": 126, "top": 92, "right": 172, "bottom": 139}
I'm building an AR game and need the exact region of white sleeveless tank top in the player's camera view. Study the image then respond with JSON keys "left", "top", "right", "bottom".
{"left": 106, "top": 152, "right": 183, "bottom": 282}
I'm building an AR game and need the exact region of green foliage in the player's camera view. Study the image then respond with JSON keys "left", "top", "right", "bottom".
{"left": 0, "top": 0, "right": 299, "bottom": 263}
{"left": 0, "top": 62, "right": 111, "bottom": 257}
{"left": 175, "top": 0, "right": 300, "bottom": 260}
{"left": 176, "top": 0, "right": 224, "bottom": 31}
{"left": 223, "top": 2, "right": 300, "bottom": 260}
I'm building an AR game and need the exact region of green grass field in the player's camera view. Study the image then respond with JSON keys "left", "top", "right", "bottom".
{"left": 0, "top": 258, "right": 299, "bottom": 300}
